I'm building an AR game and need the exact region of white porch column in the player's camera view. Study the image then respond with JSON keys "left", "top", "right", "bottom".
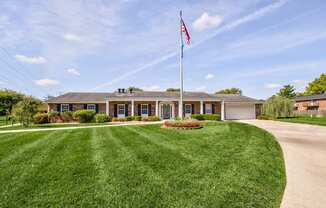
{"left": 131, "top": 100, "right": 135, "bottom": 116}
{"left": 155, "top": 100, "right": 159, "bottom": 117}
{"left": 200, "top": 100, "right": 204, "bottom": 114}
{"left": 105, "top": 100, "right": 110, "bottom": 116}
{"left": 221, "top": 99, "right": 225, "bottom": 121}
{"left": 47, "top": 104, "right": 50, "bottom": 113}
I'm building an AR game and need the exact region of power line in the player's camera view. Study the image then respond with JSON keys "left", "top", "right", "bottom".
{"left": 0, "top": 54, "right": 48, "bottom": 95}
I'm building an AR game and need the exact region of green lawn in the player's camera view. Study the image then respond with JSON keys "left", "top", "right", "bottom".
{"left": 0, "top": 116, "right": 7, "bottom": 126}
{"left": 278, "top": 116, "right": 326, "bottom": 126}
{"left": 0, "top": 122, "right": 286, "bottom": 207}
{"left": 0, "top": 122, "right": 112, "bottom": 130}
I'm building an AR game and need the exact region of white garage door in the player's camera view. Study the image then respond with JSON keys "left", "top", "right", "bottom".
{"left": 225, "top": 103, "right": 256, "bottom": 120}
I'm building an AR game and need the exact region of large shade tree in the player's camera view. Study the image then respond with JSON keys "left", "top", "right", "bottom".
{"left": 215, "top": 88, "right": 242, "bottom": 95}
{"left": 304, "top": 73, "right": 326, "bottom": 95}
{"left": 0, "top": 89, "right": 24, "bottom": 116}
{"left": 277, "top": 85, "right": 296, "bottom": 99}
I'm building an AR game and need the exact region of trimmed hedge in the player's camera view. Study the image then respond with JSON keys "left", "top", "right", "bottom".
{"left": 112, "top": 117, "right": 127, "bottom": 122}
{"left": 126, "top": 116, "right": 141, "bottom": 121}
{"left": 61, "top": 112, "right": 74, "bottom": 122}
{"left": 48, "top": 112, "right": 61, "bottom": 123}
{"left": 141, "top": 116, "right": 161, "bottom": 121}
{"left": 95, "top": 114, "right": 110, "bottom": 123}
{"left": 191, "top": 114, "right": 221, "bottom": 121}
{"left": 73, "top": 110, "right": 96, "bottom": 123}
{"left": 33, "top": 113, "right": 49, "bottom": 124}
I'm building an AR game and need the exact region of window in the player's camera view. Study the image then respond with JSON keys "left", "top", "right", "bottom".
{"left": 141, "top": 104, "right": 148, "bottom": 116}
{"left": 118, "top": 104, "right": 125, "bottom": 115}
{"left": 87, "top": 104, "right": 96, "bottom": 111}
{"left": 307, "top": 106, "right": 319, "bottom": 111}
{"left": 205, "top": 104, "right": 212, "bottom": 114}
{"left": 61, "top": 104, "right": 69, "bottom": 112}
{"left": 185, "top": 104, "right": 192, "bottom": 114}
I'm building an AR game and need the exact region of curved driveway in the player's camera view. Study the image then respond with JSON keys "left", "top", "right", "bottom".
{"left": 240, "top": 120, "right": 326, "bottom": 208}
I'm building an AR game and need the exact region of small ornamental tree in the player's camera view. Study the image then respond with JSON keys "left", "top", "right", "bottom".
{"left": 263, "top": 96, "right": 294, "bottom": 118}
{"left": 12, "top": 96, "right": 41, "bottom": 126}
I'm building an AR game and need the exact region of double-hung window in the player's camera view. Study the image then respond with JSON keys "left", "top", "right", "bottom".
{"left": 118, "top": 104, "right": 125, "bottom": 118}
{"left": 205, "top": 104, "right": 212, "bottom": 114}
{"left": 141, "top": 104, "right": 148, "bottom": 116}
{"left": 61, "top": 104, "right": 69, "bottom": 112}
{"left": 87, "top": 104, "right": 96, "bottom": 111}
{"left": 185, "top": 104, "right": 192, "bottom": 117}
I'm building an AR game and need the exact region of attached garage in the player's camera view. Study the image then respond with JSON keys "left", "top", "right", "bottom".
{"left": 225, "top": 103, "right": 256, "bottom": 120}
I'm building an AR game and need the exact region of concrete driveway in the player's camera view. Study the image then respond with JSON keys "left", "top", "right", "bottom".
{"left": 240, "top": 120, "right": 326, "bottom": 208}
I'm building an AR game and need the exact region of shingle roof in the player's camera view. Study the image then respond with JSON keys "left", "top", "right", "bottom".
{"left": 46, "top": 91, "right": 263, "bottom": 103}
{"left": 214, "top": 94, "right": 264, "bottom": 103}
{"left": 295, "top": 93, "right": 326, "bottom": 101}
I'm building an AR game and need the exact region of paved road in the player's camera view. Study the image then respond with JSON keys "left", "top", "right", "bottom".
{"left": 240, "top": 120, "right": 326, "bottom": 208}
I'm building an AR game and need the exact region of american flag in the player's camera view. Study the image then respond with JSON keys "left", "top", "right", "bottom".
{"left": 181, "top": 18, "right": 191, "bottom": 45}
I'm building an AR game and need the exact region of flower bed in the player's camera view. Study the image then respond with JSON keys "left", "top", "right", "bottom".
{"left": 162, "top": 119, "right": 202, "bottom": 129}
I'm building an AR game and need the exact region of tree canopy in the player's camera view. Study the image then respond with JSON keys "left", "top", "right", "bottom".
{"left": 263, "top": 96, "right": 294, "bottom": 118}
{"left": 304, "top": 73, "right": 326, "bottom": 95}
{"left": 277, "top": 85, "right": 296, "bottom": 99}
{"left": 127, "top": 86, "right": 143, "bottom": 92}
{"left": 166, "top": 88, "right": 180, "bottom": 92}
{"left": 12, "top": 96, "right": 41, "bottom": 126}
{"left": 0, "top": 89, "right": 24, "bottom": 116}
{"left": 215, "top": 88, "right": 242, "bottom": 95}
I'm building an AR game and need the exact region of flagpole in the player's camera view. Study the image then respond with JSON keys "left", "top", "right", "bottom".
{"left": 179, "top": 10, "right": 184, "bottom": 120}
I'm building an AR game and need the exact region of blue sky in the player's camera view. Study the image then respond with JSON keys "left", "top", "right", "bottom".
{"left": 0, "top": 0, "right": 325, "bottom": 99}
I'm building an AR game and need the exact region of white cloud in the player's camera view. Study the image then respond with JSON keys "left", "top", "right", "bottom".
{"left": 15, "top": 55, "right": 47, "bottom": 64}
{"left": 205, "top": 73, "right": 214, "bottom": 80}
{"left": 264, "top": 83, "right": 282, "bottom": 89}
{"left": 193, "top": 12, "right": 223, "bottom": 31}
{"left": 66, "top": 68, "right": 80, "bottom": 76}
{"left": 34, "top": 79, "right": 59, "bottom": 87}
{"left": 142, "top": 85, "right": 160, "bottom": 91}
{"left": 94, "top": 0, "right": 288, "bottom": 89}
{"left": 63, "top": 33, "right": 82, "bottom": 42}
{"left": 291, "top": 79, "right": 306, "bottom": 85}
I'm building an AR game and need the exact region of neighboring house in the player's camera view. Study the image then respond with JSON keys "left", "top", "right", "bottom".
{"left": 294, "top": 93, "right": 326, "bottom": 115}
{"left": 46, "top": 90, "right": 263, "bottom": 120}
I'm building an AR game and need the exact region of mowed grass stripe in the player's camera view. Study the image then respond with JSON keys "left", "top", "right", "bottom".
{"left": 91, "top": 127, "right": 167, "bottom": 207}
{"left": 0, "top": 131, "right": 59, "bottom": 164}
{"left": 0, "top": 130, "right": 73, "bottom": 207}
{"left": 1, "top": 129, "right": 100, "bottom": 207}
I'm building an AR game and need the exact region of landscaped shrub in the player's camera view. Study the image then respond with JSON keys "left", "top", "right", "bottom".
{"left": 60, "top": 111, "right": 74, "bottom": 122}
{"left": 257, "top": 115, "right": 274, "bottom": 120}
{"left": 163, "top": 119, "right": 201, "bottom": 129}
{"left": 73, "top": 110, "right": 96, "bottom": 123}
{"left": 33, "top": 113, "right": 49, "bottom": 124}
{"left": 263, "top": 96, "right": 294, "bottom": 118}
{"left": 48, "top": 112, "right": 61, "bottom": 123}
{"left": 112, "top": 117, "right": 127, "bottom": 122}
{"left": 141, "top": 116, "right": 161, "bottom": 121}
{"left": 191, "top": 114, "right": 221, "bottom": 121}
{"left": 95, "top": 114, "right": 110, "bottom": 123}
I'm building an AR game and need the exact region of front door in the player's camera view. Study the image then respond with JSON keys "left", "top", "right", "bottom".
{"left": 162, "top": 104, "right": 171, "bottom": 119}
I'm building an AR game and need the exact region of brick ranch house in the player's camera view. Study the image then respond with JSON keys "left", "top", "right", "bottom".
{"left": 46, "top": 91, "right": 263, "bottom": 120}
{"left": 294, "top": 93, "right": 326, "bottom": 116}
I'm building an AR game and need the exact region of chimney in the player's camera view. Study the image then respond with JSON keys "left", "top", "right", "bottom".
{"left": 121, "top": 88, "right": 126, "bottom": 93}
{"left": 117, "top": 88, "right": 121, "bottom": 93}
